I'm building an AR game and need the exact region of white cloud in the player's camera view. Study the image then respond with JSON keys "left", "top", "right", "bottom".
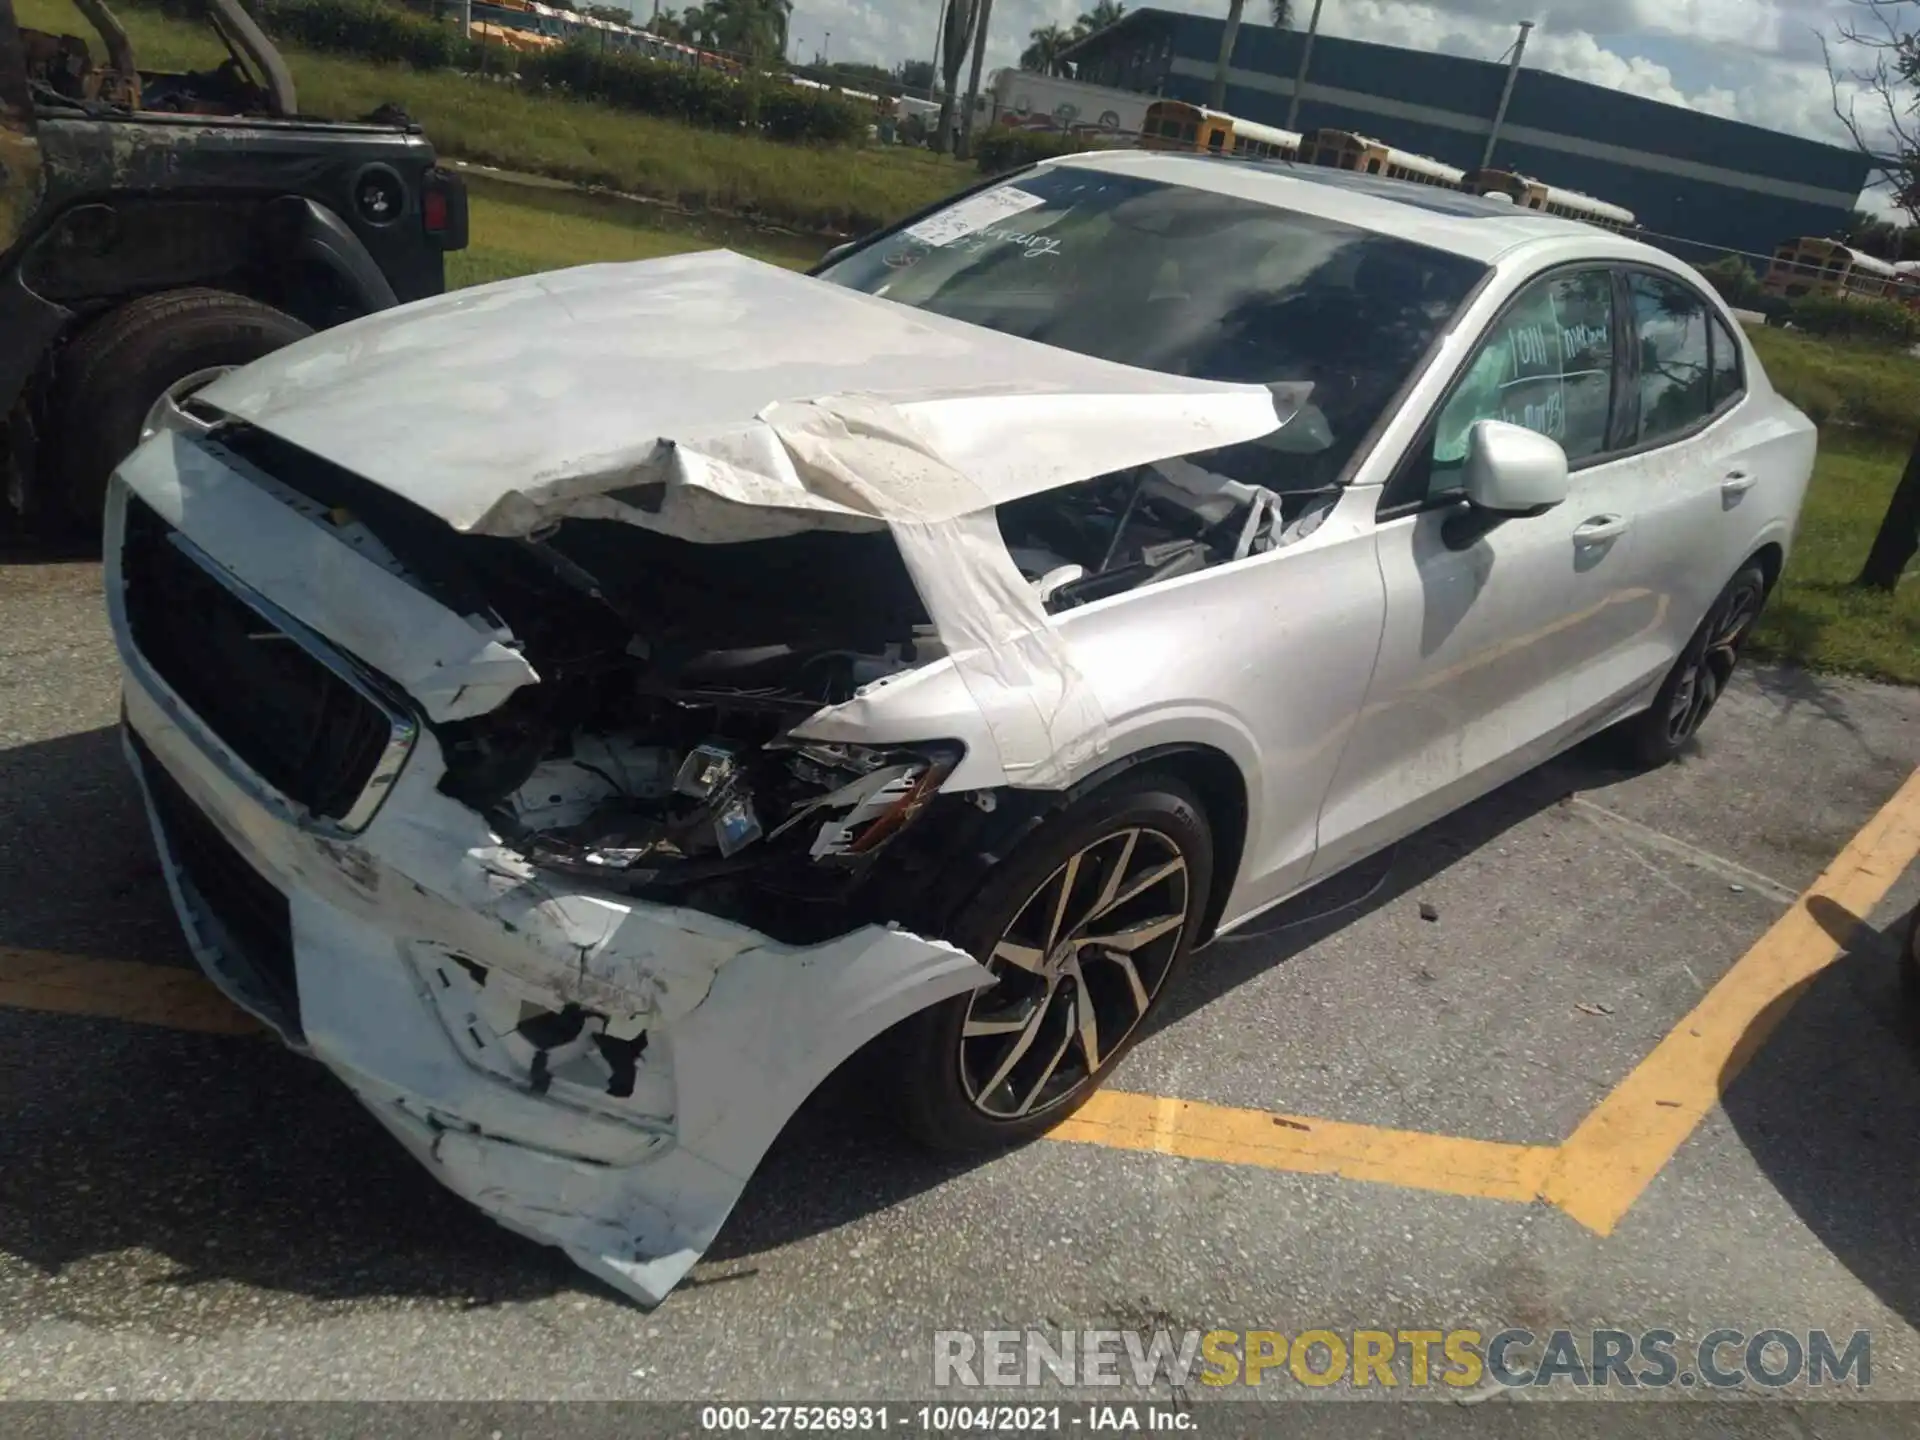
{"left": 784, "top": 0, "right": 1893, "bottom": 164}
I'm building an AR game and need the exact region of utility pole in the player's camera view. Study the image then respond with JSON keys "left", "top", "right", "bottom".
{"left": 930, "top": 0, "right": 948, "bottom": 101}
{"left": 956, "top": 0, "right": 992, "bottom": 158}
{"left": 1481, "top": 19, "right": 1532, "bottom": 169}
{"left": 1284, "top": 0, "right": 1323, "bottom": 129}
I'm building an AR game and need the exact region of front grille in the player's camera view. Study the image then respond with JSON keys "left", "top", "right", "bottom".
{"left": 121, "top": 495, "right": 411, "bottom": 829}
{"left": 132, "top": 734, "right": 301, "bottom": 1034}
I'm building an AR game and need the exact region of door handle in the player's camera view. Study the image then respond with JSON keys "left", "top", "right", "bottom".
{"left": 1573, "top": 514, "right": 1630, "bottom": 544}
{"left": 1721, "top": 470, "right": 1756, "bottom": 496}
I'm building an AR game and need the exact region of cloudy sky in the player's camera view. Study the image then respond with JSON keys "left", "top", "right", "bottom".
{"left": 768, "top": 0, "right": 1902, "bottom": 206}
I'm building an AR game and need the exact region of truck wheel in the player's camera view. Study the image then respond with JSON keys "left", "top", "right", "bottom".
{"left": 52, "top": 288, "right": 311, "bottom": 534}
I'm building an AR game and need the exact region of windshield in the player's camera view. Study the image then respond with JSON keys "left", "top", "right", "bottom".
{"left": 817, "top": 166, "right": 1488, "bottom": 486}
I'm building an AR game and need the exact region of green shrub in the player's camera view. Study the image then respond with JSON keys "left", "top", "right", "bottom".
{"left": 1699, "top": 254, "right": 1763, "bottom": 309}
{"left": 974, "top": 128, "right": 1098, "bottom": 175}
{"left": 1785, "top": 293, "right": 1920, "bottom": 348}
{"left": 521, "top": 41, "right": 748, "bottom": 128}
{"left": 261, "top": 0, "right": 481, "bottom": 71}
{"left": 756, "top": 81, "right": 871, "bottom": 144}
{"left": 515, "top": 43, "right": 867, "bottom": 142}
{"left": 226, "top": 2, "right": 868, "bottom": 144}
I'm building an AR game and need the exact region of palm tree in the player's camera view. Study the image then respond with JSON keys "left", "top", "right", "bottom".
{"left": 1270, "top": 0, "right": 1291, "bottom": 25}
{"left": 1072, "top": 0, "right": 1124, "bottom": 37}
{"left": 1021, "top": 22, "right": 1072, "bottom": 74}
{"left": 934, "top": 0, "right": 979, "bottom": 153}
{"left": 1211, "top": 0, "right": 1242, "bottom": 107}
{"left": 703, "top": 0, "right": 788, "bottom": 58}
{"left": 668, "top": 3, "right": 717, "bottom": 46}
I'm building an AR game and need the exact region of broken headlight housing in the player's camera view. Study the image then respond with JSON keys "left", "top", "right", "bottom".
{"left": 519, "top": 736, "right": 966, "bottom": 893}
{"left": 766, "top": 739, "right": 965, "bottom": 861}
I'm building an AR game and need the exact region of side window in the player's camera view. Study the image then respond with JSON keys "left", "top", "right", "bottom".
{"left": 1710, "top": 314, "right": 1744, "bottom": 410}
{"left": 1427, "top": 269, "right": 1615, "bottom": 495}
{"left": 1628, "top": 272, "right": 1713, "bottom": 444}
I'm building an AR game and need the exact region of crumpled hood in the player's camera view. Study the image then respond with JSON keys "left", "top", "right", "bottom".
{"left": 194, "top": 249, "right": 1283, "bottom": 538}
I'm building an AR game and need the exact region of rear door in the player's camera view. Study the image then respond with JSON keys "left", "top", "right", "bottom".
{"left": 1311, "top": 265, "right": 1649, "bottom": 878}
{"left": 1583, "top": 268, "right": 1765, "bottom": 714}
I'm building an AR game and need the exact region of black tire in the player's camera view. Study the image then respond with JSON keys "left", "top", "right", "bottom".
{"left": 889, "top": 771, "right": 1214, "bottom": 1153}
{"left": 50, "top": 288, "right": 311, "bottom": 534}
{"left": 1617, "top": 561, "right": 1769, "bottom": 768}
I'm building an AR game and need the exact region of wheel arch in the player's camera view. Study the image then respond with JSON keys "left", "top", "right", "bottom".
{"left": 1102, "top": 744, "right": 1249, "bottom": 945}
{"left": 1747, "top": 539, "right": 1785, "bottom": 594}
{"left": 15, "top": 194, "right": 393, "bottom": 338}
{"left": 900, "top": 741, "right": 1253, "bottom": 949}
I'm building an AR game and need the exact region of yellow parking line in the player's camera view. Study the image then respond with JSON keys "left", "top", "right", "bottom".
{"left": 0, "top": 945, "right": 259, "bottom": 1035}
{"left": 1052, "top": 1092, "right": 1558, "bottom": 1203}
{"left": 1541, "top": 765, "right": 1920, "bottom": 1235}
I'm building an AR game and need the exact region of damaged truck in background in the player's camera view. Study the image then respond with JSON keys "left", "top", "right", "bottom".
{"left": 104, "top": 156, "right": 1814, "bottom": 1305}
{"left": 0, "top": 0, "right": 465, "bottom": 538}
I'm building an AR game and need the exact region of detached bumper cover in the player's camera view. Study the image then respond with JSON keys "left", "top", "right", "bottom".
{"left": 106, "top": 450, "right": 989, "bottom": 1307}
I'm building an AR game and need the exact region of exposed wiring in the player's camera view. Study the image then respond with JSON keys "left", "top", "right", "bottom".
{"left": 571, "top": 760, "right": 628, "bottom": 796}
{"left": 1217, "top": 842, "right": 1400, "bottom": 941}
{"left": 1097, "top": 469, "right": 1149, "bottom": 574}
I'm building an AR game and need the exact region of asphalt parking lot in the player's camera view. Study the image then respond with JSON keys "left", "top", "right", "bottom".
{"left": 3, "top": 548, "right": 1920, "bottom": 1416}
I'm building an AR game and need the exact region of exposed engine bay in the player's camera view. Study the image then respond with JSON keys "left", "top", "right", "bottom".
{"left": 213, "top": 419, "right": 1336, "bottom": 942}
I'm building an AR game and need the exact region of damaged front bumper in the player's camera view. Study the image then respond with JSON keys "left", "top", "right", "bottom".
{"left": 105, "top": 453, "right": 989, "bottom": 1307}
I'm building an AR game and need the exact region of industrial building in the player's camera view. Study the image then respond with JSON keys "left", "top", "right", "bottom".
{"left": 1060, "top": 9, "right": 1872, "bottom": 262}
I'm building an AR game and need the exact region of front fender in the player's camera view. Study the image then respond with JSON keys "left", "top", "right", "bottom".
{"left": 264, "top": 195, "right": 398, "bottom": 315}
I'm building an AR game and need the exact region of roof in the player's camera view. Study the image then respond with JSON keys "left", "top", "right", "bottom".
{"left": 1045, "top": 149, "right": 1662, "bottom": 264}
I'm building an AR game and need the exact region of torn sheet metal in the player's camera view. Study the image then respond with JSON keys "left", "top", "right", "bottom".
{"left": 182, "top": 251, "right": 1284, "bottom": 782}
{"left": 191, "top": 250, "right": 1285, "bottom": 536}
{"left": 115, "top": 431, "right": 537, "bottom": 723}
{"left": 117, "top": 639, "right": 989, "bottom": 1308}
{"left": 760, "top": 395, "right": 1113, "bottom": 785}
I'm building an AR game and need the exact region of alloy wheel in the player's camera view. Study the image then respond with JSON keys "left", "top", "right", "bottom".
{"left": 959, "top": 827, "right": 1190, "bottom": 1120}
{"left": 1664, "top": 575, "right": 1763, "bottom": 746}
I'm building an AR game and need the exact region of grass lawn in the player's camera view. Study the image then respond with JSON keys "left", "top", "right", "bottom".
{"left": 1740, "top": 328, "right": 1918, "bottom": 684}
{"left": 1748, "top": 325, "right": 1920, "bottom": 447}
{"left": 16, "top": 0, "right": 969, "bottom": 236}
{"left": 1749, "top": 440, "right": 1919, "bottom": 685}
{"left": 450, "top": 171, "right": 824, "bottom": 286}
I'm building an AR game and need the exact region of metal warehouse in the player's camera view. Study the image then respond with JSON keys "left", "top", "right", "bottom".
{"left": 1062, "top": 9, "right": 1871, "bottom": 261}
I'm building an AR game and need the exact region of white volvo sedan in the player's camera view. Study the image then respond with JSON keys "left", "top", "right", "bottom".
{"left": 106, "top": 150, "right": 1815, "bottom": 1306}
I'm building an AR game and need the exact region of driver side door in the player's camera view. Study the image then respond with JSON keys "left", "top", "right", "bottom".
{"left": 1312, "top": 265, "right": 1644, "bottom": 878}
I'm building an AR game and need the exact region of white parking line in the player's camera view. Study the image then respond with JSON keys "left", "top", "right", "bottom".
{"left": 1567, "top": 797, "right": 1803, "bottom": 906}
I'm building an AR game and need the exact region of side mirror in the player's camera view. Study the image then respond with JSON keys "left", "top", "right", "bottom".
{"left": 1444, "top": 421, "right": 1569, "bottom": 550}
{"left": 1462, "top": 419, "right": 1569, "bottom": 515}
